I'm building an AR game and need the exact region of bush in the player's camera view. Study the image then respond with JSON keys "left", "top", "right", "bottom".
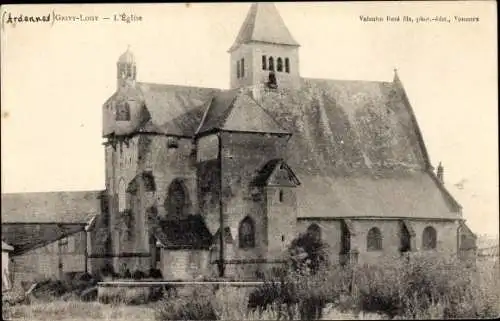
{"left": 100, "top": 264, "right": 117, "bottom": 278}
{"left": 148, "top": 268, "right": 163, "bottom": 279}
{"left": 131, "top": 270, "right": 147, "bottom": 280}
{"left": 288, "top": 231, "right": 329, "bottom": 275}
{"left": 352, "top": 254, "right": 500, "bottom": 319}
{"left": 122, "top": 269, "right": 132, "bottom": 279}
{"left": 247, "top": 251, "right": 500, "bottom": 320}
{"left": 155, "top": 287, "right": 218, "bottom": 320}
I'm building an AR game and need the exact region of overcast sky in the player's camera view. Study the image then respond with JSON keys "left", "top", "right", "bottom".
{"left": 1, "top": 2, "right": 497, "bottom": 236}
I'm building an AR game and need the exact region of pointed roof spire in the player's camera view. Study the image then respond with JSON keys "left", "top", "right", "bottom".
{"left": 393, "top": 67, "right": 400, "bottom": 83}
{"left": 118, "top": 45, "right": 135, "bottom": 64}
{"left": 229, "top": 3, "right": 299, "bottom": 52}
{"left": 437, "top": 162, "right": 444, "bottom": 183}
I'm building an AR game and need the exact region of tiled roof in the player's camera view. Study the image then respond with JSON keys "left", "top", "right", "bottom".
{"left": 154, "top": 215, "right": 212, "bottom": 250}
{"left": 296, "top": 172, "right": 461, "bottom": 219}
{"left": 228, "top": 3, "right": 300, "bottom": 52}
{"left": 137, "top": 82, "right": 219, "bottom": 136}
{"left": 197, "top": 89, "right": 289, "bottom": 135}
{"left": 1, "top": 191, "right": 103, "bottom": 224}
{"left": 255, "top": 78, "right": 429, "bottom": 174}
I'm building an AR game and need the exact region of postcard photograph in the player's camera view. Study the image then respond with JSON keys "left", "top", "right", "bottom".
{"left": 1, "top": 2, "right": 498, "bottom": 320}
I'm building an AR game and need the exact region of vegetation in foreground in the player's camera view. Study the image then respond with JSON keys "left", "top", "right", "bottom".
{"left": 3, "top": 232, "right": 499, "bottom": 320}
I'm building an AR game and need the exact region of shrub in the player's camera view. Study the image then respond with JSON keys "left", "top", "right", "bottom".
{"left": 100, "top": 264, "right": 117, "bottom": 278}
{"left": 352, "top": 253, "right": 500, "bottom": 319}
{"left": 131, "top": 270, "right": 147, "bottom": 280}
{"left": 122, "top": 269, "right": 132, "bottom": 279}
{"left": 155, "top": 287, "right": 218, "bottom": 320}
{"left": 148, "top": 268, "right": 163, "bottom": 279}
{"left": 288, "top": 231, "right": 329, "bottom": 275}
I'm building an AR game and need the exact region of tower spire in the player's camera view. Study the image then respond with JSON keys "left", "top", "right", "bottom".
{"left": 228, "top": 3, "right": 300, "bottom": 53}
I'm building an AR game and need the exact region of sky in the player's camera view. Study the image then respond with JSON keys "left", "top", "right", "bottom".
{"left": 1, "top": 2, "right": 498, "bottom": 236}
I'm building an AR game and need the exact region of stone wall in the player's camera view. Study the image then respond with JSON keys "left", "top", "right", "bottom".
{"left": 160, "top": 250, "right": 209, "bottom": 280}
{"left": 220, "top": 132, "right": 289, "bottom": 268}
{"left": 11, "top": 232, "right": 87, "bottom": 285}
{"left": 266, "top": 187, "right": 297, "bottom": 258}
{"left": 297, "top": 219, "right": 460, "bottom": 265}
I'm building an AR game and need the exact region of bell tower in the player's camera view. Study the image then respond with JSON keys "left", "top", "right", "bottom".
{"left": 117, "top": 45, "right": 137, "bottom": 89}
{"left": 228, "top": 3, "right": 301, "bottom": 90}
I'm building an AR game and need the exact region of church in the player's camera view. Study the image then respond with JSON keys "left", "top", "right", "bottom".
{"left": 2, "top": 3, "right": 477, "bottom": 281}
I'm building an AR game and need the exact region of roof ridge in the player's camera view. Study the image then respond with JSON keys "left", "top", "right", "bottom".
{"left": 195, "top": 97, "right": 215, "bottom": 136}
{"left": 137, "top": 81, "right": 222, "bottom": 91}
{"left": 302, "top": 77, "right": 392, "bottom": 84}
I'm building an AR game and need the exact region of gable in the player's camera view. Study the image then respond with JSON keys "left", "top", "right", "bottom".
{"left": 252, "top": 159, "right": 300, "bottom": 187}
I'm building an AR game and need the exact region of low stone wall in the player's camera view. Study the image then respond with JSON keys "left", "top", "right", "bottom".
{"left": 97, "top": 280, "right": 267, "bottom": 303}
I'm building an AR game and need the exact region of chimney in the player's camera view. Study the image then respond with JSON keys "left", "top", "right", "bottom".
{"left": 436, "top": 162, "right": 444, "bottom": 184}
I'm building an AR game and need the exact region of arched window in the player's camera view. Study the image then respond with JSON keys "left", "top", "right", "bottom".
{"left": 268, "top": 57, "right": 274, "bottom": 71}
{"left": 285, "top": 58, "right": 290, "bottom": 73}
{"left": 239, "top": 216, "right": 255, "bottom": 248}
{"left": 118, "top": 178, "right": 127, "bottom": 212}
{"left": 165, "top": 179, "right": 189, "bottom": 220}
{"left": 367, "top": 227, "right": 382, "bottom": 251}
{"left": 116, "top": 102, "right": 131, "bottom": 121}
{"left": 277, "top": 58, "right": 283, "bottom": 72}
{"left": 262, "top": 55, "right": 267, "bottom": 70}
{"left": 278, "top": 189, "right": 284, "bottom": 203}
{"left": 422, "top": 226, "right": 437, "bottom": 250}
{"left": 307, "top": 223, "right": 321, "bottom": 241}
{"left": 241, "top": 58, "right": 245, "bottom": 78}
{"left": 236, "top": 61, "right": 240, "bottom": 79}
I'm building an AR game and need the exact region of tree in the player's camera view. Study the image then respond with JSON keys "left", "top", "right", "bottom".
{"left": 288, "top": 231, "right": 329, "bottom": 275}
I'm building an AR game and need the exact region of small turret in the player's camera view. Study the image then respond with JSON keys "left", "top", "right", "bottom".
{"left": 117, "top": 45, "right": 137, "bottom": 88}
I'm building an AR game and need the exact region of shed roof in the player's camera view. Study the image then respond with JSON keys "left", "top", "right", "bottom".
{"left": 154, "top": 215, "right": 212, "bottom": 250}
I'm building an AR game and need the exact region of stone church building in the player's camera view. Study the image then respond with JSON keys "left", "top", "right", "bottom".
{"left": 2, "top": 3, "right": 476, "bottom": 281}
